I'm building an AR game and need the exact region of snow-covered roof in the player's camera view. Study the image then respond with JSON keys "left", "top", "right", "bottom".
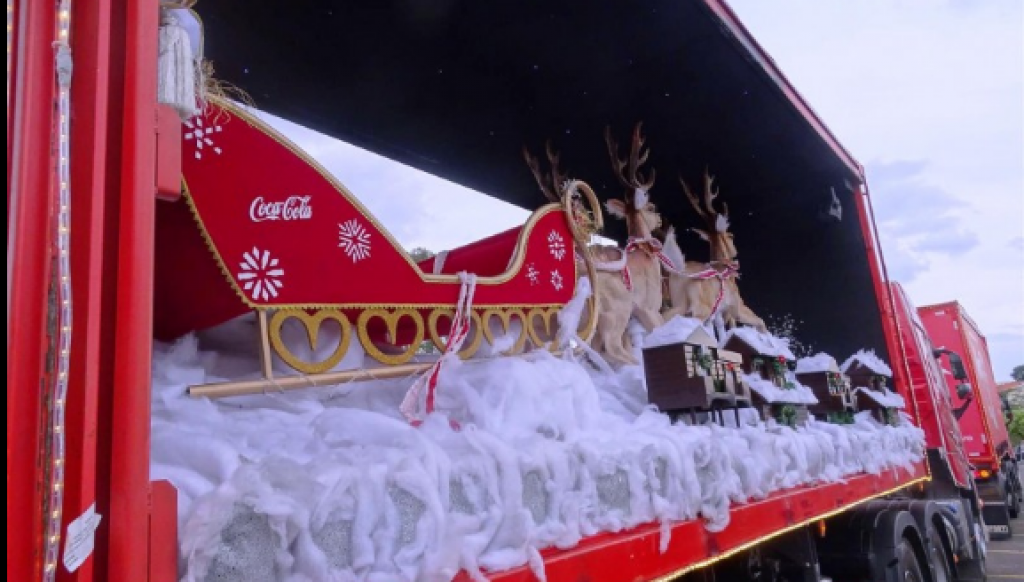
{"left": 795, "top": 353, "right": 840, "bottom": 375}
{"left": 644, "top": 316, "right": 716, "bottom": 349}
{"left": 841, "top": 349, "right": 892, "bottom": 377}
{"left": 855, "top": 387, "right": 905, "bottom": 409}
{"left": 720, "top": 327, "right": 796, "bottom": 360}
{"left": 744, "top": 372, "right": 819, "bottom": 405}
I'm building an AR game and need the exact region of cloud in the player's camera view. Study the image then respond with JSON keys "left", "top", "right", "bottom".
{"left": 1010, "top": 236, "right": 1024, "bottom": 251}
{"left": 986, "top": 329, "right": 1024, "bottom": 381}
{"left": 911, "top": 230, "right": 979, "bottom": 255}
{"left": 867, "top": 159, "right": 981, "bottom": 280}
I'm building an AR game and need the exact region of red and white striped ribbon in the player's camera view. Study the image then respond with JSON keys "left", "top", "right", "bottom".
{"left": 400, "top": 272, "right": 477, "bottom": 425}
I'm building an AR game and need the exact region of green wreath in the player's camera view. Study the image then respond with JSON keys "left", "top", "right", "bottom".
{"left": 827, "top": 373, "right": 846, "bottom": 395}
{"left": 778, "top": 404, "right": 798, "bottom": 428}
{"left": 693, "top": 346, "right": 714, "bottom": 376}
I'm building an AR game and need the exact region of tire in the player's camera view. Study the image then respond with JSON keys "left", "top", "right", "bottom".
{"left": 956, "top": 557, "right": 987, "bottom": 581}
{"left": 1009, "top": 469, "right": 1022, "bottom": 518}
{"left": 896, "top": 538, "right": 926, "bottom": 582}
{"left": 956, "top": 519, "right": 988, "bottom": 581}
{"left": 927, "top": 527, "right": 953, "bottom": 582}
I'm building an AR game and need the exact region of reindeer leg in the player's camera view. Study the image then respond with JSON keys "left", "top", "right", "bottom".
{"left": 634, "top": 308, "right": 663, "bottom": 333}
{"left": 714, "top": 313, "right": 727, "bottom": 343}
{"left": 599, "top": 313, "right": 636, "bottom": 366}
{"left": 737, "top": 303, "right": 767, "bottom": 332}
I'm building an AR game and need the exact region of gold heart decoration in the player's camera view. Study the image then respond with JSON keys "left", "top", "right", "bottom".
{"left": 427, "top": 308, "right": 484, "bottom": 359}
{"left": 526, "top": 307, "right": 562, "bottom": 352}
{"left": 268, "top": 309, "right": 353, "bottom": 374}
{"left": 356, "top": 308, "right": 425, "bottom": 365}
{"left": 479, "top": 308, "right": 529, "bottom": 355}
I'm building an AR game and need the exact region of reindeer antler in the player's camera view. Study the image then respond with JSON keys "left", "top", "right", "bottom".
{"left": 523, "top": 140, "right": 569, "bottom": 203}
{"left": 605, "top": 122, "right": 656, "bottom": 193}
{"left": 680, "top": 168, "right": 729, "bottom": 227}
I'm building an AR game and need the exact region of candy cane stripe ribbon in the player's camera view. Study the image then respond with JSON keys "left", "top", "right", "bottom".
{"left": 687, "top": 263, "right": 740, "bottom": 320}
{"left": 400, "top": 272, "right": 477, "bottom": 425}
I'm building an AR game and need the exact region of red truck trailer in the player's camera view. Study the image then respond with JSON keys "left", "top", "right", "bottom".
{"left": 920, "top": 301, "right": 1023, "bottom": 537}
{"left": 5, "top": 1, "right": 996, "bottom": 581}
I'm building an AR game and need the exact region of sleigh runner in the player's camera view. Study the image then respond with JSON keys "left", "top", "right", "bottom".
{"left": 155, "top": 99, "right": 603, "bottom": 396}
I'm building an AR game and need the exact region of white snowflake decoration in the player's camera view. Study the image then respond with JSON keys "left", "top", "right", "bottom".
{"left": 550, "top": 269, "right": 564, "bottom": 291}
{"left": 526, "top": 263, "right": 539, "bottom": 286}
{"left": 338, "top": 219, "right": 372, "bottom": 262}
{"left": 237, "top": 247, "right": 284, "bottom": 301}
{"left": 183, "top": 117, "right": 223, "bottom": 160}
{"left": 547, "top": 230, "right": 567, "bottom": 261}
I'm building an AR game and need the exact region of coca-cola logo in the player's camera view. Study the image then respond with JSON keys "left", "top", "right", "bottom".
{"left": 249, "top": 195, "right": 313, "bottom": 222}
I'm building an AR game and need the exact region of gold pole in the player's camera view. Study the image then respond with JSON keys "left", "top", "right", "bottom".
{"left": 187, "top": 362, "right": 433, "bottom": 399}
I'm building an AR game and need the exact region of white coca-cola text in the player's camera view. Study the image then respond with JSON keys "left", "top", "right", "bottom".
{"left": 249, "top": 195, "right": 313, "bottom": 222}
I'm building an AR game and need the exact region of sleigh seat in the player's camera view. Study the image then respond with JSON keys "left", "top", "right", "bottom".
{"left": 417, "top": 225, "right": 525, "bottom": 277}
{"left": 155, "top": 98, "right": 598, "bottom": 379}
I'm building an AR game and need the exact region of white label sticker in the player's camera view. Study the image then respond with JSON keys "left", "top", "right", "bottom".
{"left": 63, "top": 503, "right": 102, "bottom": 573}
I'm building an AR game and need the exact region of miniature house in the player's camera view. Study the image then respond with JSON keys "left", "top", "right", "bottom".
{"left": 842, "top": 349, "right": 904, "bottom": 426}
{"left": 746, "top": 380, "right": 813, "bottom": 428}
{"left": 642, "top": 317, "right": 751, "bottom": 423}
{"left": 795, "top": 353, "right": 855, "bottom": 420}
{"left": 719, "top": 328, "right": 813, "bottom": 428}
{"left": 721, "top": 327, "right": 796, "bottom": 390}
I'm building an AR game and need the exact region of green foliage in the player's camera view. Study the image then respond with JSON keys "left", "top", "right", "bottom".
{"left": 409, "top": 247, "right": 435, "bottom": 262}
{"left": 1009, "top": 408, "right": 1024, "bottom": 445}
{"left": 1012, "top": 364, "right": 1024, "bottom": 382}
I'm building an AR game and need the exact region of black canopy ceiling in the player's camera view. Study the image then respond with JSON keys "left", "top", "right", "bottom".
{"left": 192, "top": 0, "right": 889, "bottom": 361}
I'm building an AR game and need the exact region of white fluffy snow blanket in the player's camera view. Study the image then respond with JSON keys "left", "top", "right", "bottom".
{"left": 151, "top": 335, "right": 924, "bottom": 582}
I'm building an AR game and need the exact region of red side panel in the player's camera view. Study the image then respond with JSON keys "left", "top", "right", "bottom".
{"left": 891, "top": 285, "right": 971, "bottom": 487}
{"left": 919, "top": 303, "right": 1009, "bottom": 466}
{"left": 455, "top": 463, "right": 927, "bottom": 582}
{"left": 148, "top": 481, "right": 179, "bottom": 582}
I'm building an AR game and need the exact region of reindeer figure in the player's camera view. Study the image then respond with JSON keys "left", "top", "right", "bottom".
{"left": 661, "top": 170, "right": 766, "bottom": 338}
{"left": 523, "top": 142, "right": 640, "bottom": 365}
{"left": 603, "top": 123, "right": 666, "bottom": 335}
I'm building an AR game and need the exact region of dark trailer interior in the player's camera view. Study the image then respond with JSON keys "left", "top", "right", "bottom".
{"left": 191, "top": 0, "right": 887, "bottom": 361}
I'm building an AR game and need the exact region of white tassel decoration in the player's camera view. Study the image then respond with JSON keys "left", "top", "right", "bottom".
{"left": 157, "top": 11, "right": 199, "bottom": 120}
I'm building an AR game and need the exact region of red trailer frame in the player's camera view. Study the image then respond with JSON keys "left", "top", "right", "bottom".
{"left": 7, "top": 1, "right": 934, "bottom": 581}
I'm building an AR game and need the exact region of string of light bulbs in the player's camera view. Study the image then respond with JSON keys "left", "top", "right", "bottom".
{"left": 6, "top": 0, "right": 12, "bottom": 111}
{"left": 44, "top": 0, "right": 73, "bottom": 578}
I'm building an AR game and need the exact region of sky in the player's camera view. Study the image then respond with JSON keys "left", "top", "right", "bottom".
{"left": 265, "top": 1, "right": 1023, "bottom": 381}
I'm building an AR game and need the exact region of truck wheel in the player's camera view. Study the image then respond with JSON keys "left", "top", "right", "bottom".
{"left": 955, "top": 519, "right": 988, "bottom": 581}
{"left": 896, "top": 538, "right": 926, "bottom": 582}
{"left": 956, "top": 557, "right": 987, "bottom": 581}
{"left": 927, "top": 527, "right": 953, "bottom": 582}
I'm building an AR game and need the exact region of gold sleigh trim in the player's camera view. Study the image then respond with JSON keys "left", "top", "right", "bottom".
{"left": 267, "top": 305, "right": 573, "bottom": 373}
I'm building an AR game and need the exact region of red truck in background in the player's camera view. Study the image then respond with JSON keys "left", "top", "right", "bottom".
{"left": 919, "top": 301, "right": 1023, "bottom": 537}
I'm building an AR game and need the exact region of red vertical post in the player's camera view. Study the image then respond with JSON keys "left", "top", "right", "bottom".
{"left": 58, "top": 0, "right": 113, "bottom": 579}
{"left": 106, "top": 0, "right": 158, "bottom": 579}
{"left": 6, "top": 0, "right": 20, "bottom": 216}
{"left": 7, "top": 0, "right": 58, "bottom": 579}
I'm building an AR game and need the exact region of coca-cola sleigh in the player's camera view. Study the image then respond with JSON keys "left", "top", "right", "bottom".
{"left": 154, "top": 99, "right": 603, "bottom": 397}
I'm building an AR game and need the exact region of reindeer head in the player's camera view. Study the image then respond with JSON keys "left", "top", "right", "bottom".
{"left": 680, "top": 169, "right": 737, "bottom": 264}
{"left": 604, "top": 123, "right": 661, "bottom": 240}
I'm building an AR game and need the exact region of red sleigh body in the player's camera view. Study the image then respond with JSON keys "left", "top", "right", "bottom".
{"left": 154, "top": 100, "right": 594, "bottom": 374}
